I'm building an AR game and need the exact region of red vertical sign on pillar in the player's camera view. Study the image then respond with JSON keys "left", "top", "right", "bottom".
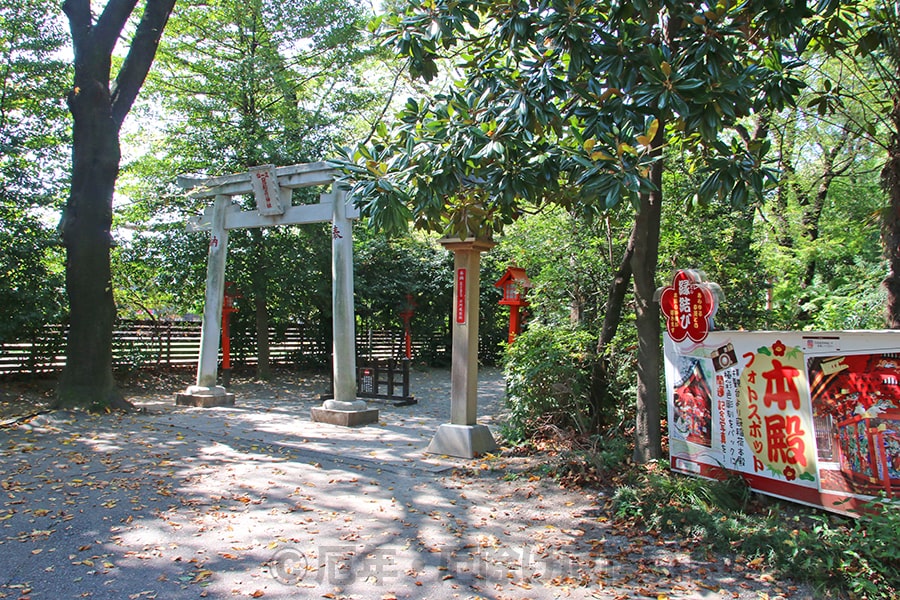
{"left": 456, "top": 268, "right": 467, "bottom": 324}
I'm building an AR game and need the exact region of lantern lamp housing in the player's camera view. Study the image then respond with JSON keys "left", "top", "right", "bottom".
{"left": 494, "top": 266, "right": 532, "bottom": 307}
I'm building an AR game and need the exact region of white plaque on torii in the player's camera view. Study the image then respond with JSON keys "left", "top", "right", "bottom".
{"left": 249, "top": 165, "right": 285, "bottom": 216}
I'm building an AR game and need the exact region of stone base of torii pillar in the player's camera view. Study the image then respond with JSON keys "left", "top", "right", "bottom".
{"left": 425, "top": 237, "right": 498, "bottom": 458}
{"left": 311, "top": 400, "right": 379, "bottom": 427}
{"left": 176, "top": 385, "right": 235, "bottom": 408}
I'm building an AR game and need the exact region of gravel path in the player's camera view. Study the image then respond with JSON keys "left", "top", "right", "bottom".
{"left": 0, "top": 367, "right": 819, "bottom": 599}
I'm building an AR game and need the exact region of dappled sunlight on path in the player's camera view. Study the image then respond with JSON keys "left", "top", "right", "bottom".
{"left": 0, "top": 367, "right": 816, "bottom": 599}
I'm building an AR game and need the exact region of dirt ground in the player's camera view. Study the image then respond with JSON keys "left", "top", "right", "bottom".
{"left": 0, "top": 368, "right": 237, "bottom": 421}
{"left": 0, "top": 376, "right": 57, "bottom": 421}
{"left": 0, "top": 367, "right": 827, "bottom": 599}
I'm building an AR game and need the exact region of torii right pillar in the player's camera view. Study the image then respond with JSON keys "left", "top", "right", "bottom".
{"left": 426, "top": 237, "right": 499, "bottom": 458}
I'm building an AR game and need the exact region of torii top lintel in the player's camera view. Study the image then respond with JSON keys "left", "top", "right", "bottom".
{"left": 177, "top": 161, "right": 340, "bottom": 198}
{"left": 180, "top": 161, "right": 358, "bottom": 232}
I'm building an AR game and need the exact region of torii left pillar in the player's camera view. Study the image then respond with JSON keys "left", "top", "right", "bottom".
{"left": 175, "top": 194, "right": 235, "bottom": 407}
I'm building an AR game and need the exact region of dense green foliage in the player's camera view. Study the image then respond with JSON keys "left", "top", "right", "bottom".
{"left": 805, "top": 1, "right": 900, "bottom": 327}
{"left": 354, "top": 231, "right": 453, "bottom": 339}
{"left": 502, "top": 324, "right": 596, "bottom": 441}
{"left": 0, "top": 0, "right": 70, "bottom": 340}
{"left": 493, "top": 206, "right": 634, "bottom": 440}
{"left": 339, "top": 0, "right": 810, "bottom": 235}
{"left": 495, "top": 129, "right": 886, "bottom": 442}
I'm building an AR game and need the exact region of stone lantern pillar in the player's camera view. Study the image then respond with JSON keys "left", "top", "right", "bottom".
{"left": 426, "top": 237, "right": 498, "bottom": 458}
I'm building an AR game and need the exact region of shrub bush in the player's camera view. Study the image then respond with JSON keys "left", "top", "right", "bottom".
{"left": 784, "top": 496, "right": 900, "bottom": 599}
{"left": 501, "top": 324, "right": 595, "bottom": 443}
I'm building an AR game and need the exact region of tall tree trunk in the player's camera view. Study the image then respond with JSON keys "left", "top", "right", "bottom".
{"left": 588, "top": 224, "right": 635, "bottom": 430}
{"left": 882, "top": 93, "right": 900, "bottom": 327}
{"left": 770, "top": 121, "right": 797, "bottom": 249}
{"left": 631, "top": 130, "right": 664, "bottom": 464}
{"left": 801, "top": 132, "right": 849, "bottom": 285}
{"left": 569, "top": 250, "right": 585, "bottom": 325}
{"left": 796, "top": 130, "right": 850, "bottom": 322}
{"left": 56, "top": 0, "right": 176, "bottom": 410}
{"left": 56, "top": 79, "right": 123, "bottom": 410}
{"left": 250, "top": 228, "right": 271, "bottom": 379}
{"left": 631, "top": 187, "right": 663, "bottom": 463}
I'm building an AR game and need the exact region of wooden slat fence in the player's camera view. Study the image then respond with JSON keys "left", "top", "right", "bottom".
{"left": 0, "top": 320, "right": 450, "bottom": 376}
{"left": 0, "top": 325, "right": 68, "bottom": 375}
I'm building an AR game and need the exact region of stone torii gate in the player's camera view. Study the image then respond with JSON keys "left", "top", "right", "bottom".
{"left": 174, "top": 162, "right": 378, "bottom": 426}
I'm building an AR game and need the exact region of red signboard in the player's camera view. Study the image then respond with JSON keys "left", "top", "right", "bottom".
{"left": 659, "top": 269, "right": 717, "bottom": 344}
{"left": 456, "top": 268, "right": 467, "bottom": 324}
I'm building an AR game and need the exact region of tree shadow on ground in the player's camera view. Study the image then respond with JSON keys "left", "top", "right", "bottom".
{"left": 0, "top": 368, "right": 818, "bottom": 599}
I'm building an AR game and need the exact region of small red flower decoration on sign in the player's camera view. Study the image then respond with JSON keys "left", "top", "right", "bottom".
{"left": 783, "top": 465, "right": 797, "bottom": 481}
{"left": 659, "top": 270, "right": 718, "bottom": 344}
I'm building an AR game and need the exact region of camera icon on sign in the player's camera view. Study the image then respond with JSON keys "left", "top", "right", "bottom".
{"left": 270, "top": 547, "right": 308, "bottom": 584}
{"left": 711, "top": 343, "right": 737, "bottom": 372}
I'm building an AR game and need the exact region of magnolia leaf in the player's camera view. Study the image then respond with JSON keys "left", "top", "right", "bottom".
{"left": 646, "top": 118, "right": 659, "bottom": 141}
